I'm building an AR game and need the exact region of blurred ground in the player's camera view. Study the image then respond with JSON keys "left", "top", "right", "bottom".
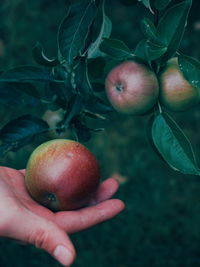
{"left": 0, "top": 0, "right": 200, "bottom": 266}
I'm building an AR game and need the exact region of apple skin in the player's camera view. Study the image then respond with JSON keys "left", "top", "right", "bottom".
{"left": 105, "top": 60, "right": 159, "bottom": 115}
{"left": 159, "top": 58, "right": 200, "bottom": 111}
{"left": 25, "top": 139, "right": 100, "bottom": 211}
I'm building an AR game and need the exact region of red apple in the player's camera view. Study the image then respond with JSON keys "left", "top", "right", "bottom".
{"left": 105, "top": 60, "right": 159, "bottom": 115}
{"left": 159, "top": 58, "right": 200, "bottom": 111}
{"left": 25, "top": 139, "right": 100, "bottom": 211}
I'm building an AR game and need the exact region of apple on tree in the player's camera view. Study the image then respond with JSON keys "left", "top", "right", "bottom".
{"left": 25, "top": 139, "right": 100, "bottom": 211}
{"left": 105, "top": 60, "right": 159, "bottom": 115}
{"left": 159, "top": 57, "right": 200, "bottom": 112}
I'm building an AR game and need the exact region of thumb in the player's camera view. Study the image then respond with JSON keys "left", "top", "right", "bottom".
{"left": 5, "top": 209, "right": 76, "bottom": 266}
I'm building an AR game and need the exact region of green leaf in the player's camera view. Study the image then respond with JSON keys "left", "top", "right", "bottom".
{"left": 74, "top": 58, "right": 93, "bottom": 96}
{"left": 58, "top": 0, "right": 97, "bottom": 64}
{"left": 83, "top": 110, "right": 106, "bottom": 120}
{"left": 152, "top": 113, "right": 200, "bottom": 175}
{"left": 32, "top": 42, "right": 59, "bottom": 67}
{"left": 157, "top": 0, "right": 192, "bottom": 62}
{"left": 0, "top": 66, "right": 54, "bottom": 82}
{"left": 134, "top": 39, "right": 148, "bottom": 62}
{"left": 120, "top": 0, "right": 138, "bottom": 6}
{"left": 72, "top": 121, "right": 91, "bottom": 142}
{"left": 88, "top": 57, "right": 106, "bottom": 82}
{"left": 146, "top": 41, "right": 167, "bottom": 60}
{"left": 0, "top": 115, "right": 49, "bottom": 153}
{"left": 47, "top": 81, "right": 71, "bottom": 109}
{"left": 134, "top": 39, "right": 167, "bottom": 61}
{"left": 138, "top": 0, "right": 150, "bottom": 8}
{"left": 178, "top": 54, "right": 200, "bottom": 89}
{"left": 91, "top": 82, "right": 105, "bottom": 92}
{"left": 85, "top": 94, "right": 113, "bottom": 114}
{"left": 62, "top": 94, "right": 83, "bottom": 129}
{"left": 146, "top": 115, "right": 165, "bottom": 162}
{"left": 50, "top": 65, "right": 74, "bottom": 102}
{"left": 88, "top": 0, "right": 112, "bottom": 59}
{"left": 0, "top": 143, "right": 12, "bottom": 157}
{"left": 141, "top": 18, "right": 157, "bottom": 43}
{"left": 100, "top": 38, "right": 132, "bottom": 60}
{"left": 154, "top": 0, "right": 171, "bottom": 10}
{"left": 0, "top": 82, "right": 40, "bottom": 107}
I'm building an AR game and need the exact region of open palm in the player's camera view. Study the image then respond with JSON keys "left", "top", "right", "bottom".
{"left": 0, "top": 166, "right": 124, "bottom": 266}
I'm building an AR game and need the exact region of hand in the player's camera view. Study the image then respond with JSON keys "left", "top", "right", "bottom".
{"left": 0, "top": 166, "right": 125, "bottom": 266}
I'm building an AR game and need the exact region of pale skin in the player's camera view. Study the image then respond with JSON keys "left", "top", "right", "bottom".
{"left": 0, "top": 166, "right": 125, "bottom": 266}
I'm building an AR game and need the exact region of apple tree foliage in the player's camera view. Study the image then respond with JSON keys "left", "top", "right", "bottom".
{"left": 0, "top": 0, "right": 200, "bottom": 176}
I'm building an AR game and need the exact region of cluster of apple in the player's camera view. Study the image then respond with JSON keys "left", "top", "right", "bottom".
{"left": 105, "top": 58, "right": 199, "bottom": 114}
{"left": 25, "top": 57, "right": 198, "bottom": 212}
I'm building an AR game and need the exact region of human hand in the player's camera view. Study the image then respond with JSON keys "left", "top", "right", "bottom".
{"left": 0, "top": 166, "right": 125, "bottom": 266}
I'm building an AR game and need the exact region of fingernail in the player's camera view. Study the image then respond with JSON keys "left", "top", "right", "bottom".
{"left": 53, "top": 245, "right": 73, "bottom": 266}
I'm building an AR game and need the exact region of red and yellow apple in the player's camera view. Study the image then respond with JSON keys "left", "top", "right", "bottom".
{"left": 25, "top": 139, "right": 100, "bottom": 211}
{"left": 105, "top": 60, "right": 159, "bottom": 115}
{"left": 159, "top": 58, "right": 200, "bottom": 111}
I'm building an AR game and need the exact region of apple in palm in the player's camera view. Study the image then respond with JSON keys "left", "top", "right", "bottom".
{"left": 25, "top": 139, "right": 100, "bottom": 211}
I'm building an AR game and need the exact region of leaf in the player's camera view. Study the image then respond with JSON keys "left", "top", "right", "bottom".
{"left": 58, "top": 0, "right": 98, "bottom": 64}
{"left": 85, "top": 94, "right": 113, "bottom": 114}
{"left": 141, "top": 18, "right": 157, "bottom": 42}
{"left": 0, "top": 66, "right": 54, "bottom": 82}
{"left": 134, "top": 39, "right": 167, "bottom": 61}
{"left": 138, "top": 0, "right": 150, "bottom": 8}
{"left": 178, "top": 54, "right": 200, "bottom": 89}
{"left": 88, "top": 57, "right": 106, "bottom": 82}
{"left": 83, "top": 110, "right": 106, "bottom": 120}
{"left": 87, "top": 0, "right": 112, "bottom": 59}
{"left": 120, "top": 0, "right": 138, "bottom": 6}
{"left": 100, "top": 38, "right": 132, "bottom": 60}
{"left": 14, "top": 82, "right": 40, "bottom": 99}
{"left": 0, "top": 115, "right": 49, "bottom": 153}
{"left": 146, "top": 41, "right": 167, "bottom": 60}
{"left": 154, "top": 0, "right": 171, "bottom": 10}
{"left": 74, "top": 58, "right": 93, "bottom": 96}
{"left": 152, "top": 113, "right": 200, "bottom": 175}
{"left": 157, "top": 0, "right": 192, "bottom": 62}
{"left": 61, "top": 94, "right": 83, "bottom": 130}
{"left": 146, "top": 114, "right": 165, "bottom": 162}
{"left": 91, "top": 82, "right": 105, "bottom": 92}
{"left": 72, "top": 121, "right": 91, "bottom": 142}
{"left": 49, "top": 65, "right": 74, "bottom": 101}
{"left": 0, "top": 82, "right": 40, "bottom": 107}
{"left": 0, "top": 143, "right": 12, "bottom": 157}
{"left": 47, "top": 81, "right": 70, "bottom": 109}
{"left": 32, "top": 42, "right": 59, "bottom": 67}
{"left": 134, "top": 39, "right": 148, "bottom": 62}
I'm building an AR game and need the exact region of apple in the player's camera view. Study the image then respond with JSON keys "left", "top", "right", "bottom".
{"left": 159, "top": 58, "right": 200, "bottom": 111}
{"left": 25, "top": 139, "right": 100, "bottom": 211}
{"left": 105, "top": 60, "right": 159, "bottom": 115}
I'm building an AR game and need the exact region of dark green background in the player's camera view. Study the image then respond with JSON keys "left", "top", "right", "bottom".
{"left": 0, "top": 0, "right": 200, "bottom": 266}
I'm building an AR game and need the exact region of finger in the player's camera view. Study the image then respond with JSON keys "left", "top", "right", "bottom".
{"left": 6, "top": 209, "right": 76, "bottom": 266}
{"left": 19, "top": 169, "right": 26, "bottom": 175}
{"left": 89, "top": 178, "right": 119, "bottom": 205}
{"left": 56, "top": 199, "right": 125, "bottom": 234}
